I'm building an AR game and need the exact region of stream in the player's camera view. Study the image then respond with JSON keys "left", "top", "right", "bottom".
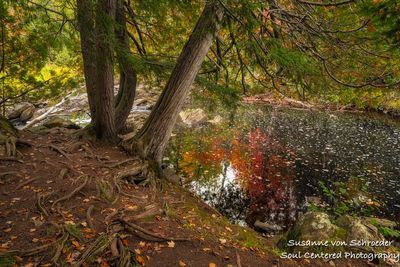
{"left": 167, "top": 104, "right": 400, "bottom": 229}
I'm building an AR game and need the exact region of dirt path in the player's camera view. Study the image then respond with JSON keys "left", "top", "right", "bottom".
{"left": 0, "top": 129, "right": 378, "bottom": 266}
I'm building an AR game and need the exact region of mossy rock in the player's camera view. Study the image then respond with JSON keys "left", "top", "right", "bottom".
{"left": 0, "top": 116, "right": 18, "bottom": 137}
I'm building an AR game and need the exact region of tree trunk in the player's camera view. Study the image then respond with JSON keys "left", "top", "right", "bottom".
{"left": 133, "top": 0, "right": 224, "bottom": 163}
{"left": 77, "top": 0, "right": 97, "bottom": 119}
{"left": 92, "top": 0, "right": 117, "bottom": 140}
{"left": 114, "top": 0, "right": 137, "bottom": 133}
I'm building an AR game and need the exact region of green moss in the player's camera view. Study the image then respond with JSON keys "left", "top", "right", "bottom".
{"left": 0, "top": 256, "right": 15, "bottom": 267}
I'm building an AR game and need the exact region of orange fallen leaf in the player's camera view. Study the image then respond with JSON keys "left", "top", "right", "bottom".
{"left": 72, "top": 241, "right": 82, "bottom": 250}
{"left": 179, "top": 260, "right": 187, "bottom": 266}
{"left": 209, "top": 263, "right": 217, "bottom": 267}
{"left": 136, "top": 255, "right": 145, "bottom": 266}
{"left": 122, "top": 239, "right": 129, "bottom": 246}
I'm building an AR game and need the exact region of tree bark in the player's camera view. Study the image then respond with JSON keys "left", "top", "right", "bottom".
{"left": 77, "top": 0, "right": 97, "bottom": 119}
{"left": 93, "top": 0, "right": 117, "bottom": 140}
{"left": 114, "top": 0, "right": 137, "bottom": 133}
{"left": 133, "top": 0, "right": 224, "bottom": 164}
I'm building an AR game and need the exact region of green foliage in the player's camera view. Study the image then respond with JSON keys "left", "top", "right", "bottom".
{"left": 317, "top": 177, "right": 382, "bottom": 217}
{"left": 378, "top": 227, "right": 400, "bottom": 239}
{"left": 0, "top": 256, "right": 15, "bottom": 267}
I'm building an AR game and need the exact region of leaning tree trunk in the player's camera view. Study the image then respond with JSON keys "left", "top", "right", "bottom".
{"left": 93, "top": 0, "right": 117, "bottom": 140}
{"left": 114, "top": 0, "right": 137, "bottom": 133}
{"left": 133, "top": 0, "right": 224, "bottom": 164}
{"left": 77, "top": 0, "right": 97, "bottom": 119}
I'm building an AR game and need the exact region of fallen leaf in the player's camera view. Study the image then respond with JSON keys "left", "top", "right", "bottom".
{"left": 209, "top": 263, "right": 217, "bottom": 267}
{"left": 72, "top": 241, "right": 82, "bottom": 250}
{"left": 219, "top": 238, "right": 226, "bottom": 244}
{"left": 3, "top": 228, "right": 12, "bottom": 233}
{"left": 136, "top": 255, "right": 145, "bottom": 266}
{"left": 122, "top": 239, "right": 129, "bottom": 246}
{"left": 202, "top": 248, "right": 211, "bottom": 252}
{"left": 167, "top": 240, "right": 175, "bottom": 248}
{"left": 138, "top": 241, "right": 146, "bottom": 247}
{"left": 32, "top": 238, "right": 39, "bottom": 243}
{"left": 179, "top": 260, "right": 187, "bottom": 267}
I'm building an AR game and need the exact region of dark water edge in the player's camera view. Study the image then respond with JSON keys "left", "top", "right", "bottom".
{"left": 167, "top": 104, "right": 400, "bottom": 229}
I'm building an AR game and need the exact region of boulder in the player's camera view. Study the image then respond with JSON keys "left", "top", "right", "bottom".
{"left": 278, "top": 212, "right": 345, "bottom": 250}
{"left": 19, "top": 105, "right": 35, "bottom": 122}
{"left": 43, "top": 116, "right": 80, "bottom": 129}
{"left": 179, "top": 108, "right": 207, "bottom": 127}
{"left": 365, "top": 217, "right": 397, "bottom": 229}
{"left": 208, "top": 115, "right": 223, "bottom": 125}
{"left": 8, "top": 102, "right": 35, "bottom": 120}
{"left": 336, "top": 215, "right": 384, "bottom": 243}
{"left": 290, "top": 212, "right": 343, "bottom": 241}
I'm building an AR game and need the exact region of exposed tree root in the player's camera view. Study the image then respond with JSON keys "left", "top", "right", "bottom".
{"left": 106, "top": 158, "right": 138, "bottom": 169}
{"left": 36, "top": 191, "right": 54, "bottom": 217}
{"left": 48, "top": 144, "right": 72, "bottom": 161}
{"left": 74, "top": 234, "right": 111, "bottom": 267}
{"left": 0, "top": 171, "right": 18, "bottom": 180}
{"left": 0, "top": 227, "right": 65, "bottom": 257}
{"left": 51, "top": 175, "right": 89, "bottom": 208}
{"left": 16, "top": 176, "right": 40, "bottom": 189}
{"left": 5, "top": 136, "right": 17, "bottom": 157}
{"left": 117, "top": 238, "right": 132, "bottom": 267}
{"left": 236, "top": 250, "right": 243, "bottom": 267}
{"left": 51, "top": 229, "right": 69, "bottom": 264}
{"left": 118, "top": 218, "right": 190, "bottom": 242}
{"left": 113, "top": 175, "right": 147, "bottom": 200}
{"left": 16, "top": 139, "right": 33, "bottom": 148}
{"left": 57, "top": 168, "right": 69, "bottom": 180}
{"left": 86, "top": 205, "right": 95, "bottom": 230}
{"left": 0, "top": 157, "right": 23, "bottom": 163}
{"left": 110, "top": 238, "right": 119, "bottom": 257}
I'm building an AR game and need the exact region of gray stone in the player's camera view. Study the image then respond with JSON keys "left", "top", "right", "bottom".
{"left": 179, "top": 108, "right": 207, "bottom": 127}
{"left": 19, "top": 105, "right": 35, "bottom": 122}
{"left": 337, "top": 215, "right": 384, "bottom": 243}
{"left": 291, "top": 212, "right": 343, "bottom": 241}
{"left": 8, "top": 102, "right": 35, "bottom": 120}
{"left": 43, "top": 116, "right": 80, "bottom": 129}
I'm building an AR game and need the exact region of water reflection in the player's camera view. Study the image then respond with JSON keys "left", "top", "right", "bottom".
{"left": 167, "top": 105, "right": 400, "bottom": 230}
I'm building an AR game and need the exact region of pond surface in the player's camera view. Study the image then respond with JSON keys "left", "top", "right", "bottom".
{"left": 167, "top": 105, "right": 400, "bottom": 229}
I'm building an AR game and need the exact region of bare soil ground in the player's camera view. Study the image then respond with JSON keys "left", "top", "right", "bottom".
{"left": 0, "top": 129, "right": 383, "bottom": 266}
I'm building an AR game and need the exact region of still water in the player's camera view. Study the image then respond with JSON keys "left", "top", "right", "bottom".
{"left": 167, "top": 105, "right": 400, "bottom": 229}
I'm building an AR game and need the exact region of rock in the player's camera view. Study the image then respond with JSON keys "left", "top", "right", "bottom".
{"left": 336, "top": 215, "right": 384, "bottom": 243}
{"left": 179, "top": 108, "right": 207, "bottom": 127}
{"left": 43, "top": 116, "right": 80, "bottom": 129}
{"left": 163, "top": 168, "right": 182, "bottom": 185}
{"left": 8, "top": 102, "right": 35, "bottom": 120}
{"left": 278, "top": 212, "right": 345, "bottom": 250}
{"left": 208, "top": 115, "right": 223, "bottom": 125}
{"left": 254, "top": 220, "right": 283, "bottom": 233}
{"left": 19, "top": 105, "right": 35, "bottom": 122}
